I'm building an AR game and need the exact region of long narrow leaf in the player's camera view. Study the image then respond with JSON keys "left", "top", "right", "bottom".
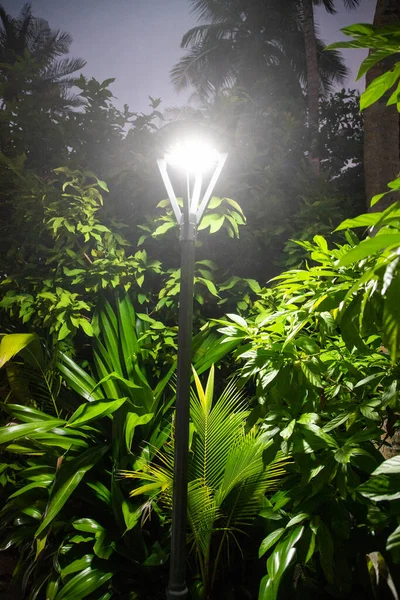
{"left": 36, "top": 446, "right": 108, "bottom": 536}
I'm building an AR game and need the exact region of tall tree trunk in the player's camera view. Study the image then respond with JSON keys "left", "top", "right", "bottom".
{"left": 364, "top": 0, "right": 400, "bottom": 212}
{"left": 302, "top": 0, "right": 320, "bottom": 174}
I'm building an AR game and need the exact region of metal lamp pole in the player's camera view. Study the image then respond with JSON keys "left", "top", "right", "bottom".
{"left": 157, "top": 148, "right": 227, "bottom": 600}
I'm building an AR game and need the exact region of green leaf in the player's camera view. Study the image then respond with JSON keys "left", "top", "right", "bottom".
{"left": 2, "top": 403, "right": 58, "bottom": 423}
{"left": 0, "top": 333, "right": 38, "bottom": 368}
{"left": 387, "top": 524, "right": 400, "bottom": 553}
{"left": 94, "top": 530, "right": 114, "bottom": 559}
{"left": 0, "top": 420, "right": 64, "bottom": 445}
{"left": 58, "top": 354, "right": 104, "bottom": 402}
{"left": 338, "top": 234, "right": 400, "bottom": 266}
{"left": 286, "top": 513, "right": 310, "bottom": 528}
{"left": 357, "top": 48, "right": 397, "bottom": 79}
{"left": 383, "top": 275, "right": 400, "bottom": 362}
{"left": 79, "top": 319, "right": 94, "bottom": 337}
{"left": 226, "top": 313, "right": 248, "bottom": 328}
{"left": 360, "top": 63, "right": 400, "bottom": 110}
{"left": 72, "top": 518, "right": 104, "bottom": 533}
{"left": 58, "top": 322, "right": 70, "bottom": 341}
{"left": 335, "top": 213, "right": 381, "bottom": 231}
{"left": 54, "top": 566, "right": 113, "bottom": 600}
{"left": 301, "top": 424, "right": 338, "bottom": 450}
{"left": 122, "top": 498, "right": 140, "bottom": 531}
{"left": 267, "top": 525, "right": 304, "bottom": 583}
{"left": 67, "top": 398, "right": 127, "bottom": 427}
{"left": 209, "top": 215, "right": 225, "bottom": 234}
{"left": 153, "top": 221, "right": 176, "bottom": 236}
{"left": 299, "top": 361, "right": 323, "bottom": 388}
{"left": 61, "top": 555, "right": 93, "bottom": 580}
{"left": 9, "top": 479, "right": 53, "bottom": 498}
{"left": 35, "top": 446, "right": 108, "bottom": 536}
{"left": 359, "top": 474, "right": 400, "bottom": 501}
{"left": 280, "top": 419, "right": 295, "bottom": 440}
{"left": 373, "top": 455, "right": 400, "bottom": 476}
{"left": 259, "top": 528, "right": 285, "bottom": 558}
{"left": 125, "top": 412, "right": 154, "bottom": 452}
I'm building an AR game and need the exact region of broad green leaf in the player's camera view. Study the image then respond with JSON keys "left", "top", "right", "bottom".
{"left": 259, "top": 528, "right": 285, "bottom": 558}
{"left": 360, "top": 63, "right": 400, "bottom": 110}
{"left": 94, "top": 530, "right": 114, "bottom": 559}
{"left": 58, "top": 322, "right": 70, "bottom": 341}
{"left": 335, "top": 445, "right": 356, "bottom": 464}
{"left": 152, "top": 221, "right": 176, "bottom": 236}
{"left": 67, "top": 398, "right": 127, "bottom": 427}
{"left": 54, "top": 566, "right": 113, "bottom": 600}
{"left": 122, "top": 498, "right": 140, "bottom": 531}
{"left": 57, "top": 353, "right": 104, "bottom": 401}
{"left": 29, "top": 433, "right": 88, "bottom": 450}
{"left": 61, "top": 555, "right": 93, "bottom": 580}
{"left": 358, "top": 474, "right": 400, "bottom": 501}
{"left": 9, "top": 478, "right": 53, "bottom": 498}
{"left": 267, "top": 526, "right": 303, "bottom": 580}
{"left": 357, "top": 48, "right": 397, "bottom": 79}
{"left": 280, "top": 419, "right": 295, "bottom": 440}
{"left": 335, "top": 213, "right": 381, "bottom": 231}
{"left": 286, "top": 513, "right": 310, "bottom": 528}
{"left": 2, "top": 403, "right": 57, "bottom": 423}
{"left": 299, "top": 361, "right": 323, "bottom": 388}
{"left": 125, "top": 412, "right": 154, "bottom": 452}
{"left": 323, "top": 413, "right": 352, "bottom": 432}
{"left": 0, "top": 420, "right": 64, "bottom": 445}
{"left": 116, "top": 293, "right": 139, "bottom": 378}
{"left": 36, "top": 446, "right": 108, "bottom": 536}
{"left": 301, "top": 424, "right": 338, "bottom": 450}
{"left": 383, "top": 275, "right": 400, "bottom": 362}
{"left": 226, "top": 313, "right": 248, "bottom": 329}
{"left": 338, "top": 234, "right": 400, "bottom": 266}
{"left": 0, "top": 333, "right": 38, "bottom": 368}
{"left": 72, "top": 518, "right": 104, "bottom": 533}
{"left": 373, "top": 455, "right": 400, "bottom": 476}
{"left": 45, "top": 572, "right": 59, "bottom": 600}
{"left": 387, "top": 525, "right": 400, "bottom": 553}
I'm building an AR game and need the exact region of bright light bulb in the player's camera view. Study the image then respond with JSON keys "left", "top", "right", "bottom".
{"left": 165, "top": 141, "right": 220, "bottom": 173}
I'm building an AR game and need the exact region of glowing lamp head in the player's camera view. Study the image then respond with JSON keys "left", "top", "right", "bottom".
{"left": 165, "top": 140, "right": 220, "bottom": 174}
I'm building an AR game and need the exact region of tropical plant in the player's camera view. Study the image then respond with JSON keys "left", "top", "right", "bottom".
{"left": 0, "top": 2, "right": 85, "bottom": 110}
{"left": 123, "top": 365, "right": 289, "bottom": 598}
{"left": 329, "top": 20, "right": 400, "bottom": 208}
{"left": 171, "top": 0, "right": 348, "bottom": 104}
{"left": 0, "top": 298, "right": 169, "bottom": 599}
{"left": 0, "top": 293, "right": 240, "bottom": 599}
{"left": 300, "top": 0, "right": 361, "bottom": 170}
{"left": 211, "top": 186, "right": 400, "bottom": 596}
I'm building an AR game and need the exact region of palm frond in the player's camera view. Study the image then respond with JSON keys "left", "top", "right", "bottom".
{"left": 187, "top": 479, "right": 218, "bottom": 558}
{"left": 342, "top": 0, "right": 361, "bottom": 9}
{"left": 40, "top": 58, "right": 86, "bottom": 83}
{"left": 316, "top": 39, "right": 348, "bottom": 93}
{"left": 122, "top": 366, "right": 288, "bottom": 591}
{"left": 189, "top": 0, "right": 240, "bottom": 24}
{"left": 181, "top": 23, "right": 234, "bottom": 48}
{"left": 190, "top": 369, "right": 246, "bottom": 489}
{"left": 313, "top": 0, "right": 336, "bottom": 14}
{"left": 171, "top": 36, "right": 237, "bottom": 94}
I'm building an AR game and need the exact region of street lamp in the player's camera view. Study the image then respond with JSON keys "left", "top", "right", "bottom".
{"left": 157, "top": 140, "right": 227, "bottom": 600}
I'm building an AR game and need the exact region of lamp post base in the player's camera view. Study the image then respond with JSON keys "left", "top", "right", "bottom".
{"left": 166, "top": 586, "right": 188, "bottom": 599}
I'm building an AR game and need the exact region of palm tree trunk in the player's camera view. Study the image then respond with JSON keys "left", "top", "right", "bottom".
{"left": 302, "top": 0, "right": 320, "bottom": 174}
{"left": 364, "top": 0, "right": 400, "bottom": 212}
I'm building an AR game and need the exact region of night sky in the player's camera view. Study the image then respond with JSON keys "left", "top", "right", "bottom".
{"left": 2, "top": 0, "right": 377, "bottom": 113}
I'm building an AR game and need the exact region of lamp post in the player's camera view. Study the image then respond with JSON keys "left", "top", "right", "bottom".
{"left": 157, "top": 141, "right": 227, "bottom": 600}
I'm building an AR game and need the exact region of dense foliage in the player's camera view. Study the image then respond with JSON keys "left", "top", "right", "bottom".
{"left": 1, "top": 2, "right": 400, "bottom": 600}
